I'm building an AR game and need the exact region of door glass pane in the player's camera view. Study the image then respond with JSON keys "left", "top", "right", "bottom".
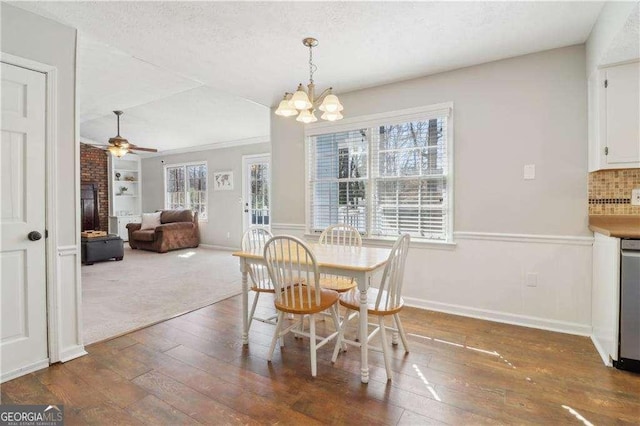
{"left": 249, "top": 162, "right": 269, "bottom": 226}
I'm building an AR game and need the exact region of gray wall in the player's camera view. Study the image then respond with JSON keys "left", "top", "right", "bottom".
{"left": 1, "top": 4, "right": 82, "bottom": 356}
{"left": 141, "top": 143, "right": 270, "bottom": 248}
{"left": 272, "top": 45, "right": 590, "bottom": 237}
{"left": 2, "top": 3, "right": 78, "bottom": 246}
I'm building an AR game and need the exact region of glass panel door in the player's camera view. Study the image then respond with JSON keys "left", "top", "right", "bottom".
{"left": 243, "top": 154, "right": 270, "bottom": 231}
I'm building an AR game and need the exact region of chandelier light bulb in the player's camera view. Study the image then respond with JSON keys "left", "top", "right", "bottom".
{"left": 275, "top": 98, "right": 298, "bottom": 117}
{"left": 290, "top": 86, "right": 312, "bottom": 110}
{"left": 321, "top": 111, "right": 343, "bottom": 122}
{"left": 296, "top": 109, "right": 317, "bottom": 124}
{"left": 319, "top": 94, "right": 343, "bottom": 113}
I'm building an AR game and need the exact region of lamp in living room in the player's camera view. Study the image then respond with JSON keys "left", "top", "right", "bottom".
{"left": 274, "top": 37, "right": 343, "bottom": 123}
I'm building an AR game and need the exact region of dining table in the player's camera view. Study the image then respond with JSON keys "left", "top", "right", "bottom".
{"left": 232, "top": 242, "right": 391, "bottom": 384}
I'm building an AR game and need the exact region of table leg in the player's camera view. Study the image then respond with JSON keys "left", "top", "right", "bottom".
{"left": 241, "top": 262, "right": 249, "bottom": 345}
{"left": 360, "top": 275, "right": 369, "bottom": 384}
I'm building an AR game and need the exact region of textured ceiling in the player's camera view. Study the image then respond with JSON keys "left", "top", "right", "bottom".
{"left": 602, "top": 2, "right": 640, "bottom": 66}
{"left": 75, "top": 36, "right": 269, "bottom": 151}
{"left": 81, "top": 85, "right": 270, "bottom": 151}
{"left": 13, "top": 1, "right": 604, "bottom": 108}
{"left": 12, "top": 1, "right": 605, "bottom": 152}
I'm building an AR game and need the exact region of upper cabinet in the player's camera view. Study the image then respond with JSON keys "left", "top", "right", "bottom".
{"left": 589, "top": 61, "right": 640, "bottom": 171}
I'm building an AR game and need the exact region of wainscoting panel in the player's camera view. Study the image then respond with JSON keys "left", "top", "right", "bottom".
{"left": 57, "top": 245, "right": 86, "bottom": 362}
{"left": 272, "top": 223, "right": 593, "bottom": 335}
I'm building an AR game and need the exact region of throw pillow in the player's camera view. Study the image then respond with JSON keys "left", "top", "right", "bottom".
{"left": 140, "top": 211, "right": 162, "bottom": 230}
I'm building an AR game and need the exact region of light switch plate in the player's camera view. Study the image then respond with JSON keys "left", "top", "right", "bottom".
{"left": 632, "top": 188, "right": 640, "bottom": 206}
{"left": 523, "top": 164, "right": 535, "bottom": 180}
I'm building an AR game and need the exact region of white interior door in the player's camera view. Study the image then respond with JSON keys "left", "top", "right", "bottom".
{"left": 1, "top": 62, "right": 48, "bottom": 382}
{"left": 243, "top": 154, "right": 270, "bottom": 231}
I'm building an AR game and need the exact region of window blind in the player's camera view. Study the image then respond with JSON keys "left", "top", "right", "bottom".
{"left": 307, "top": 110, "right": 450, "bottom": 241}
{"left": 308, "top": 129, "right": 369, "bottom": 233}
{"left": 371, "top": 118, "right": 448, "bottom": 239}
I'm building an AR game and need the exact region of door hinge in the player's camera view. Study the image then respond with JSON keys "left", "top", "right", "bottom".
{"left": 604, "top": 146, "right": 609, "bottom": 155}
{"left": 45, "top": 229, "right": 49, "bottom": 238}
{"left": 604, "top": 79, "right": 608, "bottom": 88}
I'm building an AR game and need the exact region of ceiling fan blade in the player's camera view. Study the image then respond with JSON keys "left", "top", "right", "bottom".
{"left": 128, "top": 144, "right": 158, "bottom": 153}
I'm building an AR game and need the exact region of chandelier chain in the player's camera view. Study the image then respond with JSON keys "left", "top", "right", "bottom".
{"left": 308, "top": 44, "right": 317, "bottom": 84}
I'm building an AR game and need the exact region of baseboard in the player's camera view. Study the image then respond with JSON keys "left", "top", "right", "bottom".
{"left": 404, "top": 297, "right": 592, "bottom": 336}
{"left": 199, "top": 244, "right": 238, "bottom": 251}
{"left": 58, "top": 345, "right": 87, "bottom": 362}
{"left": 1, "top": 359, "right": 49, "bottom": 383}
{"left": 590, "top": 335, "right": 613, "bottom": 367}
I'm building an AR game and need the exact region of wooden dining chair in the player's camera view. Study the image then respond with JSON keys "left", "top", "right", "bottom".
{"left": 264, "top": 235, "right": 341, "bottom": 377}
{"left": 318, "top": 224, "right": 362, "bottom": 293}
{"left": 241, "top": 226, "right": 275, "bottom": 331}
{"left": 331, "top": 233, "right": 411, "bottom": 381}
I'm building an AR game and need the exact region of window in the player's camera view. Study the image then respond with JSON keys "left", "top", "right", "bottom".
{"left": 165, "top": 162, "right": 208, "bottom": 219}
{"left": 307, "top": 105, "right": 452, "bottom": 241}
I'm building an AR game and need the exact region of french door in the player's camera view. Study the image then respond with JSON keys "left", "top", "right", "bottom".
{"left": 243, "top": 154, "right": 270, "bottom": 231}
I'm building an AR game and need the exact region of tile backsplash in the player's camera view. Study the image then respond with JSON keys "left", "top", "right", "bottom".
{"left": 588, "top": 169, "right": 640, "bottom": 215}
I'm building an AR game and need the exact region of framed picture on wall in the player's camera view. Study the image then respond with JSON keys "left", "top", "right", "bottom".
{"left": 213, "top": 171, "right": 234, "bottom": 191}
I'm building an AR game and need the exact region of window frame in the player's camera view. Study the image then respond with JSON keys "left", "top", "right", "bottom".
{"left": 163, "top": 160, "right": 209, "bottom": 221}
{"left": 304, "top": 103, "right": 455, "bottom": 246}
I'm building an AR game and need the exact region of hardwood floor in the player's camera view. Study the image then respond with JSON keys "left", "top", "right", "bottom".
{"left": 2, "top": 294, "right": 639, "bottom": 425}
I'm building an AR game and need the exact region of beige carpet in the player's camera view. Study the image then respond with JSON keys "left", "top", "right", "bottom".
{"left": 82, "top": 246, "right": 241, "bottom": 344}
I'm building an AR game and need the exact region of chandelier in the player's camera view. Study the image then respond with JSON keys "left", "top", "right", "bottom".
{"left": 275, "top": 37, "right": 343, "bottom": 123}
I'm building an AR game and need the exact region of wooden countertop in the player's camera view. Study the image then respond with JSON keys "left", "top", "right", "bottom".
{"left": 589, "top": 215, "right": 640, "bottom": 238}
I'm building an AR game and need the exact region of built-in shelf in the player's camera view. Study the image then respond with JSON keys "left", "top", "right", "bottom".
{"left": 109, "top": 155, "right": 142, "bottom": 240}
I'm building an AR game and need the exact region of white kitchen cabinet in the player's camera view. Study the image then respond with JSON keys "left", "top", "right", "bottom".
{"left": 591, "top": 232, "right": 621, "bottom": 366}
{"left": 589, "top": 61, "right": 640, "bottom": 171}
{"left": 108, "top": 155, "right": 142, "bottom": 240}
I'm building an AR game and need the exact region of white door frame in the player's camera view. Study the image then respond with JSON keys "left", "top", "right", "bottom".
{"left": 242, "top": 153, "right": 271, "bottom": 231}
{"left": 1, "top": 52, "right": 64, "bottom": 367}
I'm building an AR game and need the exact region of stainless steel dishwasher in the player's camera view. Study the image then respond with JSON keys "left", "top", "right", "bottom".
{"left": 618, "top": 239, "right": 640, "bottom": 373}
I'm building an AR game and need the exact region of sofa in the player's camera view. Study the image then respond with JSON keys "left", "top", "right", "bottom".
{"left": 126, "top": 209, "right": 200, "bottom": 253}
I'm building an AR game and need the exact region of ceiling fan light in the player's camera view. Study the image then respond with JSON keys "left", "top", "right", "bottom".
{"left": 275, "top": 99, "right": 298, "bottom": 117}
{"left": 290, "top": 87, "right": 312, "bottom": 110}
{"left": 319, "top": 94, "right": 343, "bottom": 113}
{"left": 108, "top": 145, "right": 128, "bottom": 158}
{"left": 296, "top": 109, "right": 317, "bottom": 124}
{"left": 321, "top": 111, "right": 343, "bottom": 122}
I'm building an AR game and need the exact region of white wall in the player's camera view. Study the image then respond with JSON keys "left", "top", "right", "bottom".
{"left": 586, "top": 1, "right": 638, "bottom": 76}
{"left": 141, "top": 143, "right": 270, "bottom": 248}
{"left": 272, "top": 45, "right": 594, "bottom": 334}
{"left": 1, "top": 4, "right": 85, "bottom": 360}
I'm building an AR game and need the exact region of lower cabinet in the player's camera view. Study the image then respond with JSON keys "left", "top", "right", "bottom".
{"left": 109, "top": 215, "right": 141, "bottom": 241}
{"left": 591, "top": 232, "right": 621, "bottom": 365}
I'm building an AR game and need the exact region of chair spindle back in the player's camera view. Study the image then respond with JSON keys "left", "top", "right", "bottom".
{"left": 242, "top": 227, "right": 273, "bottom": 290}
{"left": 264, "top": 236, "right": 320, "bottom": 309}
{"left": 375, "top": 234, "right": 410, "bottom": 311}
{"left": 318, "top": 224, "right": 362, "bottom": 247}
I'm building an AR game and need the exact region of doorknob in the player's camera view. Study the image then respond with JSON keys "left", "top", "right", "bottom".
{"left": 27, "top": 231, "right": 42, "bottom": 241}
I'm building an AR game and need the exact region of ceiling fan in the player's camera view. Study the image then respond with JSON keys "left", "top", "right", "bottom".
{"left": 106, "top": 110, "right": 157, "bottom": 157}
